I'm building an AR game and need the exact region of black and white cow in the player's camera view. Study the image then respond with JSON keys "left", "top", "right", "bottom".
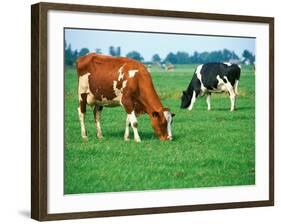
{"left": 180, "top": 63, "right": 241, "bottom": 111}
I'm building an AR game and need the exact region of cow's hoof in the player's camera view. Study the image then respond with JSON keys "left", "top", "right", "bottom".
{"left": 82, "top": 136, "right": 88, "bottom": 142}
{"left": 134, "top": 138, "right": 141, "bottom": 143}
{"left": 124, "top": 137, "right": 130, "bottom": 141}
{"left": 97, "top": 135, "right": 103, "bottom": 140}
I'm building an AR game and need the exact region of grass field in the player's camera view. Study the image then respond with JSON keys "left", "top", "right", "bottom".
{"left": 64, "top": 64, "right": 255, "bottom": 194}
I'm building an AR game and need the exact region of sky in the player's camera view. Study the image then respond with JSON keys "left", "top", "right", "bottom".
{"left": 65, "top": 28, "right": 255, "bottom": 61}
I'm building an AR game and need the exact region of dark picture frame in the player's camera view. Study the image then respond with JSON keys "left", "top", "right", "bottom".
{"left": 31, "top": 2, "right": 274, "bottom": 221}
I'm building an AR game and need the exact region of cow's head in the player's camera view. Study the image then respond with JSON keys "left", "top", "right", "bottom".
{"left": 180, "top": 91, "right": 192, "bottom": 109}
{"left": 151, "top": 108, "right": 175, "bottom": 141}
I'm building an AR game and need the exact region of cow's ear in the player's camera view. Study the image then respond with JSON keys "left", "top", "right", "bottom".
{"left": 182, "top": 91, "right": 186, "bottom": 95}
{"left": 171, "top": 113, "right": 176, "bottom": 117}
{"left": 152, "top": 111, "right": 159, "bottom": 118}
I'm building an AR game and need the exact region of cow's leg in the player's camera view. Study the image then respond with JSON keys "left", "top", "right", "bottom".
{"left": 206, "top": 93, "right": 211, "bottom": 111}
{"left": 188, "top": 90, "right": 198, "bottom": 111}
{"left": 227, "top": 85, "right": 236, "bottom": 111}
{"left": 230, "top": 92, "right": 236, "bottom": 112}
{"left": 128, "top": 111, "right": 141, "bottom": 142}
{"left": 122, "top": 96, "right": 141, "bottom": 142}
{"left": 78, "top": 94, "right": 87, "bottom": 141}
{"left": 223, "top": 76, "right": 236, "bottom": 111}
{"left": 93, "top": 105, "right": 103, "bottom": 139}
{"left": 124, "top": 114, "right": 130, "bottom": 141}
{"left": 234, "top": 80, "right": 239, "bottom": 95}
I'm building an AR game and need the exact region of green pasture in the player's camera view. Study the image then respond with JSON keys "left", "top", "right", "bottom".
{"left": 64, "top": 64, "right": 255, "bottom": 194}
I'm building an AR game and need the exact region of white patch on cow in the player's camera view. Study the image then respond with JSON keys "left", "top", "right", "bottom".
{"left": 118, "top": 64, "right": 126, "bottom": 81}
{"left": 213, "top": 75, "right": 237, "bottom": 111}
{"left": 113, "top": 81, "right": 120, "bottom": 96}
{"left": 196, "top": 64, "right": 207, "bottom": 93}
{"left": 195, "top": 65, "right": 203, "bottom": 81}
{"left": 122, "top": 80, "right": 127, "bottom": 89}
{"left": 128, "top": 70, "right": 138, "bottom": 78}
{"left": 87, "top": 90, "right": 95, "bottom": 105}
{"left": 215, "top": 75, "right": 233, "bottom": 93}
{"left": 78, "top": 72, "right": 96, "bottom": 105}
{"left": 95, "top": 93, "right": 120, "bottom": 107}
{"left": 78, "top": 73, "right": 90, "bottom": 100}
{"left": 224, "top": 62, "right": 232, "bottom": 66}
{"left": 129, "top": 111, "right": 137, "bottom": 124}
{"left": 111, "top": 79, "right": 128, "bottom": 106}
{"left": 164, "top": 111, "right": 173, "bottom": 140}
{"left": 216, "top": 75, "right": 224, "bottom": 85}
{"left": 215, "top": 75, "right": 228, "bottom": 92}
{"left": 188, "top": 91, "right": 196, "bottom": 111}
{"left": 216, "top": 76, "right": 236, "bottom": 111}
{"left": 100, "top": 95, "right": 108, "bottom": 101}
{"left": 223, "top": 76, "right": 234, "bottom": 90}
{"left": 113, "top": 80, "right": 127, "bottom": 96}
{"left": 128, "top": 111, "right": 141, "bottom": 142}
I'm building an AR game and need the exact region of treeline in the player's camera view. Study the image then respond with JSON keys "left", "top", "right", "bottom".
{"left": 151, "top": 49, "right": 255, "bottom": 65}
{"left": 64, "top": 42, "right": 255, "bottom": 66}
{"left": 160, "top": 50, "right": 239, "bottom": 64}
{"left": 65, "top": 43, "right": 90, "bottom": 66}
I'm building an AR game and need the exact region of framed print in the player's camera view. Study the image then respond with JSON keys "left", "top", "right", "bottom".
{"left": 31, "top": 2, "right": 274, "bottom": 221}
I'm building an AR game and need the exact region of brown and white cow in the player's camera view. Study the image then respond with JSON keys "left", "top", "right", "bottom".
{"left": 76, "top": 53, "right": 175, "bottom": 142}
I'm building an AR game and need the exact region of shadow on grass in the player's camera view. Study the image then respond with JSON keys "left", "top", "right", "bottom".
{"left": 104, "top": 129, "right": 158, "bottom": 141}
{"left": 235, "top": 106, "right": 255, "bottom": 111}
{"left": 103, "top": 129, "right": 181, "bottom": 142}
{"left": 212, "top": 106, "right": 254, "bottom": 111}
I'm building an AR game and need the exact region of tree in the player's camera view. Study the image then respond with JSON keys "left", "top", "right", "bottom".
{"left": 176, "top": 51, "right": 190, "bottom": 64}
{"left": 130, "top": 49, "right": 243, "bottom": 65}
{"left": 199, "top": 51, "right": 209, "bottom": 63}
{"left": 222, "top": 49, "right": 232, "bottom": 61}
{"left": 95, "top": 48, "right": 102, "bottom": 54}
{"left": 109, "top": 46, "right": 115, "bottom": 56}
{"left": 208, "top": 50, "right": 223, "bottom": 62}
{"left": 190, "top": 51, "right": 199, "bottom": 64}
{"left": 65, "top": 44, "right": 74, "bottom": 66}
{"left": 109, "top": 46, "right": 121, "bottom": 56}
{"left": 152, "top": 54, "right": 161, "bottom": 63}
{"left": 116, "top": 47, "right": 121, "bottom": 56}
{"left": 126, "top": 51, "right": 144, "bottom": 62}
{"left": 73, "top": 49, "right": 79, "bottom": 60}
{"left": 242, "top": 50, "right": 255, "bottom": 64}
{"left": 79, "top": 48, "right": 90, "bottom": 57}
{"left": 164, "top": 52, "right": 177, "bottom": 64}
{"left": 231, "top": 51, "right": 239, "bottom": 60}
